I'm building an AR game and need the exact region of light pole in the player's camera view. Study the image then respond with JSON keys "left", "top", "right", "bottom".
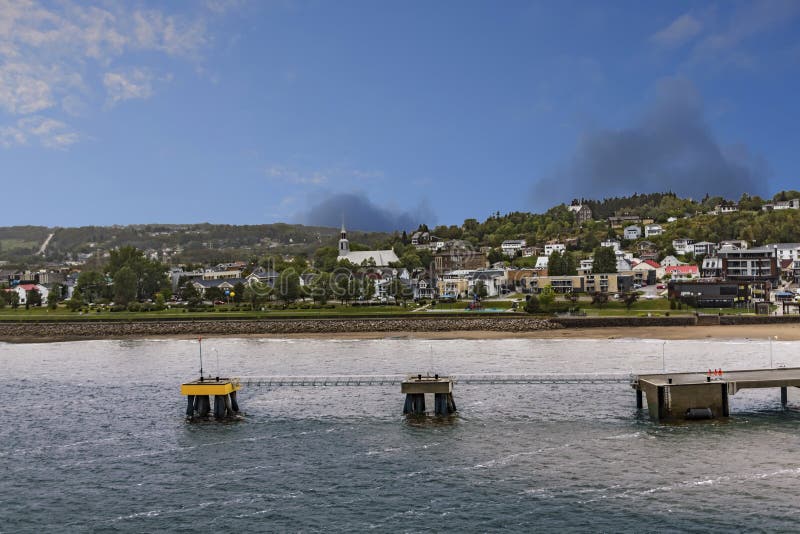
{"left": 662, "top": 341, "right": 666, "bottom": 372}
{"left": 769, "top": 335, "right": 777, "bottom": 368}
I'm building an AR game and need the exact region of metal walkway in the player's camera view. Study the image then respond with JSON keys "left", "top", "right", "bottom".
{"left": 238, "top": 373, "right": 633, "bottom": 388}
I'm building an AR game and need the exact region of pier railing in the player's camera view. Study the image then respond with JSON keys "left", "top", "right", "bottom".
{"left": 237, "top": 373, "right": 632, "bottom": 388}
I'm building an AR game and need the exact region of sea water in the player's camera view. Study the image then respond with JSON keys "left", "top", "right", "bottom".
{"left": 1, "top": 337, "right": 800, "bottom": 532}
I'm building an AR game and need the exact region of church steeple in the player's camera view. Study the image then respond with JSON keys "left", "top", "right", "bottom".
{"left": 339, "top": 221, "right": 349, "bottom": 255}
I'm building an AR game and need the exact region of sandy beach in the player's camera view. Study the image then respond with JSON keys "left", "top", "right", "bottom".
{"left": 257, "top": 324, "right": 800, "bottom": 341}
{"left": 4, "top": 321, "right": 800, "bottom": 344}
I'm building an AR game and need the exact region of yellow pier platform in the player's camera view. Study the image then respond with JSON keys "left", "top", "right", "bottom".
{"left": 181, "top": 377, "right": 241, "bottom": 419}
{"left": 181, "top": 377, "right": 241, "bottom": 396}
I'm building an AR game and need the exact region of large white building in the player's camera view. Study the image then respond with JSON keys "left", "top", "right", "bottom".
{"left": 337, "top": 223, "right": 400, "bottom": 267}
{"left": 544, "top": 243, "right": 565, "bottom": 255}
{"left": 501, "top": 239, "right": 527, "bottom": 257}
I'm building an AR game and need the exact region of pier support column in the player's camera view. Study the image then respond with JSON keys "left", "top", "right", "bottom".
{"left": 224, "top": 393, "right": 233, "bottom": 416}
{"left": 230, "top": 390, "right": 240, "bottom": 412}
{"left": 214, "top": 395, "right": 226, "bottom": 419}
{"left": 186, "top": 395, "right": 195, "bottom": 418}
{"left": 433, "top": 393, "right": 457, "bottom": 415}
{"left": 781, "top": 386, "right": 788, "bottom": 408}
{"left": 636, "top": 389, "right": 643, "bottom": 409}
{"left": 721, "top": 383, "right": 729, "bottom": 417}
{"left": 403, "top": 393, "right": 426, "bottom": 415}
{"left": 657, "top": 386, "right": 666, "bottom": 421}
{"left": 198, "top": 395, "right": 211, "bottom": 417}
{"left": 434, "top": 393, "right": 448, "bottom": 416}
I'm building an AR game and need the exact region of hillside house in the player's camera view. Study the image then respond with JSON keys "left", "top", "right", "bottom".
{"left": 661, "top": 255, "right": 684, "bottom": 267}
{"left": 665, "top": 265, "right": 699, "bottom": 281}
{"left": 644, "top": 224, "right": 663, "bottom": 237}
{"left": 672, "top": 238, "right": 695, "bottom": 255}
{"left": 763, "top": 199, "right": 800, "bottom": 211}
{"left": 433, "top": 242, "right": 488, "bottom": 274}
{"left": 701, "top": 256, "right": 723, "bottom": 278}
{"left": 623, "top": 225, "right": 641, "bottom": 240}
{"left": 567, "top": 204, "right": 593, "bottom": 223}
{"left": 600, "top": 239, "right": 620, "bottom": 251}
{"left": 544, "top": 243, "right": 566, "bottom": 255}
{"left": 691, "top": 242, "right": 718, "bottom": 257}
{"left": 767, "top": 243, "right": 800, "bottom": 262}
{"left": 501, "top": 240, "right": 527, "bottom": 257}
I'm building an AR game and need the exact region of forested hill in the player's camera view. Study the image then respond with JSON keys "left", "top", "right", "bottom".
{"left": 0, "top": 223, "right": 392, "bottom": 265}
{"left": 3, "top": 190, "right": 800, "bottom": 267}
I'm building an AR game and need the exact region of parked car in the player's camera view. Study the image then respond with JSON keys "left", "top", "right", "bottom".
{"left": 656, "top": 284, "right": 666, "bottom": 289}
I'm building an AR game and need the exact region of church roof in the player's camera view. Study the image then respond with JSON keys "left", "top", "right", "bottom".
{"left": 338, "top": 250, "right": 400, "bottom": 267}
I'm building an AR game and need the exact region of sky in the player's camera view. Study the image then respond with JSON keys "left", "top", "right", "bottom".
{"left": 1, "top": 0, "right": 799, "bottom": 231}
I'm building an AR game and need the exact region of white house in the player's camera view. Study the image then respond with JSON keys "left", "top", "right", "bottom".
{"left": 661, "top": 255, "right": 684, "bottom": 267}
{"left": 768, "top": 243, "right": 800, "bottom": 262}
{"left": 501, "top": 239, "right": 527, "bottom": 257}
{"left": 544, "top": 243, "right": 566, "bottom": 255}
{"left": 702, "top": 256, "right": 723, "bottom": 278}
{"left": 719, "top": 240, "right": 748, "bottom": 251}
{"left": 470, "top": 269, "right": 508, "bottom": 297}
{"left": 644, "top": 224, "right": 663, "bottom": 237}
{"left": 600, "top": 239, "right": 620, "bottom": 251}
{"left": 633, "top": 259, "right": 664, "bottom": 280}
{"left": 7, "top": 283, "right": 49, "bottom": 305}
{"left": 691, "top": 241, "right": 718, "bottom": 256}
{"left": 763, "top": 199, "right": 800, "bottom": 211}
{"left": 672, "top": 238, "right": 695, "bottom": 255}
{"left": 535, "top": 256, "right": 549, "bottom": 270}
{"left": 623, "top": 225, "right": 641, "bottom": 240}
{"left": 579, "top": 258, "right": 594, "bottom": 273}
{"left": 713, "top": 203, "right": 738, "bottom": 215}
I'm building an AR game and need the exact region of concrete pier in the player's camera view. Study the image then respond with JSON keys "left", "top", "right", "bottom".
{"left": 181, "top": 377, "right": 241, "bottom": 420}
{"left": 634, "top": 368, "right": 800, "bottom": 422}
{"left": 401, "top": 374, "right": 457, "bottom": 416}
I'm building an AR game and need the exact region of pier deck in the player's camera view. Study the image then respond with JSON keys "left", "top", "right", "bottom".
{"left": 634, "top": 367, "right": 800, "bottom": 421}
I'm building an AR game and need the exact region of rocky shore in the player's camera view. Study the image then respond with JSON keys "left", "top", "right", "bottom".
{"left": 0, "top": 316, "right": 562, "bottom": 342}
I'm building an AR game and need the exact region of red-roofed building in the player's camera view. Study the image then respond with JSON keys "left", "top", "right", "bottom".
{"left": 5, "top": 283, "right": 49, "bottom": 305}
{"left": 665, "top": 265, "right": 699, "bottom": 281}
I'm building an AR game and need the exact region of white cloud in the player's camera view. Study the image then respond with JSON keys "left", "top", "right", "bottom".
{"left": 205, "top": 0, "right": 246, "bottom": 15}
{"left": 651, "top": 13, "right": 703, "bottom": 48}
{"left": 676, "top": 0, "right": 800, "bottom": 69}
{"left": 265, "top": 165, "right": 386, "bottom": 186}
{"left": 266, "top": 165, "right": 329, "bottom": 185}
{"left": 103, "top": 68, "right": 154, "bottom": 106}
{"left": 0, "top": 62, "right": 54, "bottom": 113}
{"left": 132, "top": 10, "right": 207, "bottom": 59}
{"left": 0, "top": 0, "right": 218, "bottom": 148}
{"left": 0, "top": 115, "right": 78, "bottom": 148}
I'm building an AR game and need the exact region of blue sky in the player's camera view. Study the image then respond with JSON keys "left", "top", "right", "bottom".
{"left": 1, "top": 0, "right": 799, "bottom": 231}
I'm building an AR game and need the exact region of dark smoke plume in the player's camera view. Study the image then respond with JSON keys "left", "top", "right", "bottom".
{"left": 300, "top": 192, "right": 434, "bottom": 232}
{"left": 533, "top": 77, "right": 769, "bottom": 206}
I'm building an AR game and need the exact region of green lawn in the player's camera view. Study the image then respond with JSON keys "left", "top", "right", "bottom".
{"left": 431, "top": 300, "right": 515, "bottom": 310}
{"left": 0, "top": 238, "right": 39, "bottom": 252}
{"left": 0, "top": 304, "right": 429, "bottom": 321}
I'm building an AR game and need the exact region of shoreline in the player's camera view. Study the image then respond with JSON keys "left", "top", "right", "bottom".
{"left": 4, "top": 324, "right": 800, "bottom": 343}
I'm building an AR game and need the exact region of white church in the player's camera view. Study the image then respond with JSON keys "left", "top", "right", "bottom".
{"left": 336, "top": 223, "right": 399, "bottom": 267}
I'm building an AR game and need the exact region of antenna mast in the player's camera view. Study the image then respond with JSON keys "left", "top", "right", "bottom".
{"left": 199, "top": 337, "right": 204, "bottom": 381}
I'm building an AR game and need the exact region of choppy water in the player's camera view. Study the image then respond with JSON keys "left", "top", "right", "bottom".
{"left": 2, "top": 336, "right": 800, "bottom": 532}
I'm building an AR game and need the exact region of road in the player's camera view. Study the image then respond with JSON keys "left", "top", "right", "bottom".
{"left": 37, "top": 232, "right": 54, "bottom": 256}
